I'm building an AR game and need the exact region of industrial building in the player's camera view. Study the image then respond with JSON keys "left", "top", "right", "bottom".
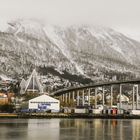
{"left": 28, "top": 94, "right": 60, "bottom": 112}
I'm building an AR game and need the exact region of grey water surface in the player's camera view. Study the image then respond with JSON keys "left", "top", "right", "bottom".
{"left": 0, "top": 118, "right": 139, "bottom": 140}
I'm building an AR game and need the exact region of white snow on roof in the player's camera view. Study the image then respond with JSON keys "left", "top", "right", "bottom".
{"left": 29, "top": 94, "right": 59, "bottom": 102}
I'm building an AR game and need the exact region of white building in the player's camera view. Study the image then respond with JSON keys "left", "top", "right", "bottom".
{"left": 28, "top": 94, "right": 60, "bottom": 112}
{"left": 25, "top": 69, "right": 43, "bottom": 94}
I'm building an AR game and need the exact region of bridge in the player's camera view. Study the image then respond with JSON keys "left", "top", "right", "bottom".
{"left": 52, "top": 79, "right": 140, "bottom": 110}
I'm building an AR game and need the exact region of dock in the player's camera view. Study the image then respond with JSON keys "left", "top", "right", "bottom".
{"left": 17, "top": 112, "right": 140, "bottom": 119}
{"left": 0, "top": 113, "right": 18, "bottom": 118}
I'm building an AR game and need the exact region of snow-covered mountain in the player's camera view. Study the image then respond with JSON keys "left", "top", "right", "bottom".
{"left": 0, "top": 19, "right": 140, "bottom": 86}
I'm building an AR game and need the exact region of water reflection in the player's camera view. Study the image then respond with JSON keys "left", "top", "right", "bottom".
{"left": 27, "top": 119, "right": 60, "bottom": 140}
{"left": 132, "top": 120, "right": 140, "bottom": 140}
{"left": 0, "top": 119, "right": 140, "bottom": 140}
{"left": 0, "top": 119, "right": 28, "bottom": 140}
{"left": 59, "top": 119, "right": 139, "bottom": 140}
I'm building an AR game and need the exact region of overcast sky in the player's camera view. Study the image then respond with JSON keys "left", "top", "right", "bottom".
{"left": 0, "top": 0, "right": 140, "bottom": 41}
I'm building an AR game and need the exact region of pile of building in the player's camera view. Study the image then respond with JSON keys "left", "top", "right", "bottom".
{"left": 19, "top": 69, "right": 60, "bottom": 113}
{"left": 0, "top": 75, "right": 15, "bottom": 106}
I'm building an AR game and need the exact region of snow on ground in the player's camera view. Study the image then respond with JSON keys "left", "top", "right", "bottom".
{"left": 43, "top": 25, "right": 85, "bottom": 75}
{"left": 0, "top": 74, "right": 13, "bottom": 81}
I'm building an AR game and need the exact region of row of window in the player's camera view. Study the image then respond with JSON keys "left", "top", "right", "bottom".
{"left": 30, "top": 101, "right": 58, "bottom": 104}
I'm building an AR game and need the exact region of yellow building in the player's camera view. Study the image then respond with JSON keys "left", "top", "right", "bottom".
{"left": 0, "top": 93, "right": 8, "bottom": 105}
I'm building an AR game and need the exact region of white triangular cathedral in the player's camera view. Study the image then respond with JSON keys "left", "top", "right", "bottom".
{"left": 24, "top": 69, "right": 43, "bottom": 94}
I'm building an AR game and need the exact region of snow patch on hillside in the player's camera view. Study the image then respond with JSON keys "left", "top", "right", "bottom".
{"left": 43, "top": 25, "right": 85, "bottom": 75}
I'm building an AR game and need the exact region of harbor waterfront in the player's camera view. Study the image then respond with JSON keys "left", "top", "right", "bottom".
{"left": 1, "top": 1, "right": 140, "bottom": 140}
{"left": 0, "top": 118, "right": 140, "bottom": 140}
{"left": 1, "top": 69, "right": 140, "bottom": 117}
{"left": 2, "top": 113, "right": 140, "bottom": 119}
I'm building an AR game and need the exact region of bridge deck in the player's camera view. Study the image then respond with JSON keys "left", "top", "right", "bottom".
{"left": 52, "top": 79, "right": 140, "bottom": 96}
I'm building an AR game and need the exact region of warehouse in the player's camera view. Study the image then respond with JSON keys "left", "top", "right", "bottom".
{"left": 28, "top": 94, "right": 60, "bottom": 112}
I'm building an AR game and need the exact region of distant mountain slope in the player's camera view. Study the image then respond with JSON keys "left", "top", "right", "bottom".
{"left": 0, "top": 19, "right": 140, "bottom": 84}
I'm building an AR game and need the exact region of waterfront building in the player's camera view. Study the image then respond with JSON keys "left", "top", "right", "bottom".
{"left": 0, "top": 93, "right": 8, "bottom": 105}
{"left": 28, "top": 94, "right": 60, "bottom": 112}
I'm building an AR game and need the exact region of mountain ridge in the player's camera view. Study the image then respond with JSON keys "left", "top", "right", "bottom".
{"left": 0, "top": 19, "right": 140, "bottom": 86}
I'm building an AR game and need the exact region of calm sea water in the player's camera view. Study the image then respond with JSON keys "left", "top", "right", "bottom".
{"left": 0, "top": 118, "right": 140, "bottom": 140}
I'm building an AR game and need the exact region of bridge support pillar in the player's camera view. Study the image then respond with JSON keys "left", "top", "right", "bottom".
{"left": 136, "top": 85, "right": 139, "bottom": 110}
{"left": 88, "top": 89, "right": 90, "bottom": 106}
{"left": 111, "top": 85, "right": 113, "bottom": 108}
{"left": 132, "top": 85, "right": 135, "bottom": 110}
{"left": 119, "top": 84, "right": 122, "bottom": 110}
{"left": 82, "top": 90, "right": 85, "bottom": 106}
{"left": 95, "top": 88, "right": 97, "bottom": 109}
{"left": 132, "top": 85, "right": 139, "bottom": 110}
{"left": 102, "top": 87, "right": 105, "bottom": 106}
{"left": 60, "top": 95, "right": 63, "bottom": 102}
{"left": 72, "top": 91, "right": 75, "bottom": 101}
{"left": 72, "top": 91, "right": 75, "bottom": 107}
{"left": 77, "top": 90, "right": 80, "bottom": 106}
{"left": 65, "top": 93, "right": 68, "bottom": 105}
{"left": 62, "top": 94, "right": 65, "bottom": 102}
{"left": 68, "top": 92, "right": 71, "bottom": 104}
